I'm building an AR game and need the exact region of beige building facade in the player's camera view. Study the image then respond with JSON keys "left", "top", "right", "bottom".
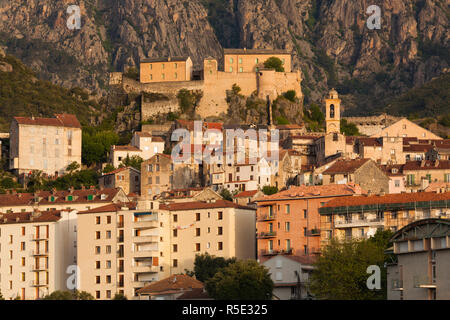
{"left": 9, "top": 114, "right": 82, "bottom": 177}
{"left": 140, "top": 57, "right": 193, "bottom": 83}
{"left": 0, "top": 210, "right": 77, "bottom": 300}
{"left": 99, "top": 167, "right": 141, "bottom": 195}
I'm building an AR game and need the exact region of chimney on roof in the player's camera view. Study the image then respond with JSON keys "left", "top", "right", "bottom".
{"left": 421, "top": 160, "right": 426, "bottom": 167}
{"left": 435, "top": 160, "right": 440, "bottom": 167}
{"left": 16, "top": 217, "right": 20, "bottom": 222}
{"left": 81, "top": 185, "right": 86, "bottom": 190}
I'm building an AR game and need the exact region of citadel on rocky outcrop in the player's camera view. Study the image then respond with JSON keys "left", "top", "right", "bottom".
{"left": 110, "top": 48, "right": 303, "bottom": 119}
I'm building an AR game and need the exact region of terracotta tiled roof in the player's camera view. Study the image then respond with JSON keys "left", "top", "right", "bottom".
{"left": 256, "top": 184, "right": 363, "bottom": 201}
{"left": 322, "top": 159, "right": 371, "bottom": 175}
{"left": 403, "top": 160, "right": 450, "bottom": 171}
{"left": 0, "top": 188, "right": 123, "bottom": 207}
{"left": 78, "top": 202, "right": 136, "bottom": 214}
{"left": 403, "top": 144, "right": 432, "bottom": 152}
{"left": 135, "top": 132, "right": 152, "bottom": 138}
{"left": 175, "top": 119, "right": 223, "bottom": 131}
{"left": 424, "top": 182, "right": 450, "bottom": 193}
{"left": 176, "top": 288, "right": 210, "bottom": 300}
{"left": 152, "top": 137, "right": 165, "bottom": 142}
{"left": 0, "top": 210, "right": 62, "bottom": 224}
{"left": 112, "top": 145, "right": 141, "bottom": 152}
{"left": 234, "top": 190, "right": 259, "bottom": 198}
{"left": 380, "top": 164, "right": 404, "bottom": 176}
{"left": 284, "top": 255, "right": 317, "bottom": 265}
{"left": 322, "top": 191, "right": 450, "bottom": 209}
{"left": 357, "top": 137, "right": 382, "bottom": 147}
{"left": 291, "top": 135, "right": 322, "bottom": 140}
{"left": 101, "top": 167, "right": 140, "bottom": 176}
{"left": 159, "top": 200, "right": 256, "bottom": 211}
{"left": 136, "top": 275, "right": 204, "bottom": 295}
{"left": 14, "top": 114, "right": 81, "bottom": 128}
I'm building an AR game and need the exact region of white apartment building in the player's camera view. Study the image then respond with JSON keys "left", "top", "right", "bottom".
{"left": 9, "top": 114, "right": 82, "bottom": 176}
{"left": 0, "top": 209, "right": 77, "bottom": 300}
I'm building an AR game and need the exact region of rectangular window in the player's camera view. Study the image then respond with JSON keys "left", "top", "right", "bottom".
{"left": 218, "top": 211, "right": 223, "bottom": 220}
{"left": 173, "top": 244, "right": 178, "bottom": 252}
{"left": 218, "top": 227, "right": 223, "bottom": 235}
{"left": 96, "top": 216, "right": 100, "bottom": 224}
{"left": 196, "top": 228, "right": 201, "bottom": 237}
{"left": 196, "top": 213, "right": 201, "bottom": 221}
{"left": 173, "top": 259, "right": 178, "bottom": 267}
{"left": 196, "top": 243, "right": 201, "bottom": 252}
{"left": 286, "top": 204, "right": 290, "bottom": 214}
{"left": 218, "top": 242, "right": 223, "bottom": 250}
{"left": 285, "top": 222, "right": 290, "bottom": 232}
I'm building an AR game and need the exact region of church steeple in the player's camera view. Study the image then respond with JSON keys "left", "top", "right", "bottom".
{"left": 325, "top": 89, "right": 341, "bottom": 134}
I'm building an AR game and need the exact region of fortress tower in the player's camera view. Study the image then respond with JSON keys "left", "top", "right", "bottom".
{"left": 325, "top": 89, "right": 341, "bottom": 134}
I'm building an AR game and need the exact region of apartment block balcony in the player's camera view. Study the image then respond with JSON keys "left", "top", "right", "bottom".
{"left": 257, "top": 214, "right": 276, "bottom": 222}
{"left": 392, "top": 279, "right": 404, "bottom": 291}
{"left": 133, "top": 249, "right": 159, "bottom": 258}
{"left": 306, "top": 229, "right": 321, "bottom": 237}
{"left": 260, "top": 248, "right": 293, "bottom": 256}
{"left": 31, "top": 265, "right": 48, "bottom": 272}
{"left": 413, "top": 275, "right": 436, "bottom": 289}
{"left": 132, "top": 265, "right": 159, "bottom": 274}
{"left": 133, "top": 235, "right": 159, "bottom": 244}
{"left": 30, "top": 280, "right": 48, "bottom": 287}
{"left": 32, "top": 250, "right": 48, "bottom": 256}
{"left": 134, "top": 220, "right": 158, "bottom": 230}
{"left": 334, "top": 218, "right": 384, "bottom": 228}
{"left": 257, "top": 231, "right": 277, "bottom": 239}
{"left": 30, "top": 234, "right": 48, "bottom": 241}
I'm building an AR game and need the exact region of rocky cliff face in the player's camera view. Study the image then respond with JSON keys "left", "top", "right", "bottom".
{"left": 0, "top": 0, "right": 448, "bottom": 115}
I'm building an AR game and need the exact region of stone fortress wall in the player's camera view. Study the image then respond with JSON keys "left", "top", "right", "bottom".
{"left": 344, "top": 114, "right": 401, "bottom": 136}
{"left": 109, "top": 54, "right": 303, "bottom": 120}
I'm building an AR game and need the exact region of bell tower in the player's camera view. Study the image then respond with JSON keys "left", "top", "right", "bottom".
{"left": 325, "top": 89, "right": 341, "bottom": 134}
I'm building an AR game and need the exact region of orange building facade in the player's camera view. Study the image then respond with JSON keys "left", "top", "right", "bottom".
{"left": 255, "top": 184, "right": 363, "bottom": 262}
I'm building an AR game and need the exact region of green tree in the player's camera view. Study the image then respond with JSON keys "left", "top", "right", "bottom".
{"left": 262, "top": 185, "right": 278, "bottom": 195}
{"left": 340, "top": 119, "right": 360, "bottom": 136}
{"left": 205, "top": 260, "right": 274, "bottom": 300}
{"left": 119, "top": 155, "right": 144, "bottom": 171}
{"left": 220, "top": 188, "right": 233, "bottom": 201}
{"left": 193, "top": 253, "right": 237, "bottom": 283}
{"left": 310, "top": 230, "right": 392, "bottom": 300}
{"left": 27, "top": 170, "right": 44, "bottom": 192}
{"left": 282, "top": 90, "right": 297, "bottom": 102}
{"left": 42, "top": 290, "right": 94, "bottom": 300}
{"left": 112, "top": 293, "right": 128, "bottom": 300}
{"left": 66, "top": 161, "right": 81, "bottom": 174}
{"left": 263, "top": 57, "right": 285, "bottom": 72}
{"left": 103, "top": 164, "right": 116, "bottom": 174}
{"left": 123, "top": 67, "right": 139, "bottom": 81}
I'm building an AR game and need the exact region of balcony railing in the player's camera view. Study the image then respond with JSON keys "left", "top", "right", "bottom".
{"left": 30, "top": 234, "right": 48, "bottom": 241}
{"left": 257, "top": 231, "right": 277, "bottom": 239}
{"left": 134, "top": 220, "right": 158, "bottom": 229}
{"left": 413, "top": 275, "right": 436, "bottom": 288}
{"left": 30, "top": 280, "right": 48, "bottom": 287}
{"left": 306, "top": 229, "right": 320, "bottom": 236}
{"left": 260, "top": 248, "right": 292, "bottom": 256}
{"left": 334, "top": 218, "right": 384, "bottom": 228}
{"left": 257, "top": 214, "right": 276, "bottom": 222}
{"left": 32, "top": 250, "right": 48, "bottom": 256}
{"left": 31, "top": 265, "right": 48, "bottom": 272}
{"left": 132, "top": 265, "right": 159, "bottom": 274}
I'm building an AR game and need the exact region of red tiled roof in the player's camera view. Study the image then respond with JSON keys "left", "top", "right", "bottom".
{"left": 403, "top": 144, "right": 432, "bottom": 152}
{"left": 256, "top": 184, "right": 363, "bottom": 201}
{"left": 78, "top": 202, "right": 136, "bottom": 214}
{"left": 357, "top": 137, "right": 382, "bottom": 147}
{"left": 159, "top": 200, "right": 255, "bottom": 211}
{"left": 152, "top": 137, "right": 165, "bottom": 142}
{"left": 322, "top": 159, "right": 371, "bottom": 175}
{"left": 136, "top": 275, "right": 204, "bottom": 295}
{"left": 14, "top": 114, "right": 81, "bottom": 128}
{"left": 135, "top": 132, "right": 153, "bottom": 138}
{"left": 101, "top": 167, "right": 140, "bottom": 176}
{"left": 403, "top": 160, "right": 450, "bottom": 171}
{"left": 234, "top": 190, "right": 259, "bottom": 198}
{"left": 424, "top": 182, "right": 450, "bottom": 192}
{"left": 176, "top": 119, "right": 223, "bottom": 131}
{"left": 0, "top": 210, "right": 62, "bottom": 225}
{"left": 322, "top": 191, "right": 450, "bottom": 209}
{"left": 0, "top": 188, "right": 123, "bottom": 207}
{"left": 176, "top": 288, "right": 210, "bottom": 300}
{"left": 112, "top": 145, "right": 141, "bottom": 152}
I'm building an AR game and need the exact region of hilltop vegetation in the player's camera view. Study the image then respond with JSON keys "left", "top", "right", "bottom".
{"left": 385, "top": 73, "right": 450, "bottom": 120}
{"left": 0, "top": 53, "right": 103, "bottom": 131}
